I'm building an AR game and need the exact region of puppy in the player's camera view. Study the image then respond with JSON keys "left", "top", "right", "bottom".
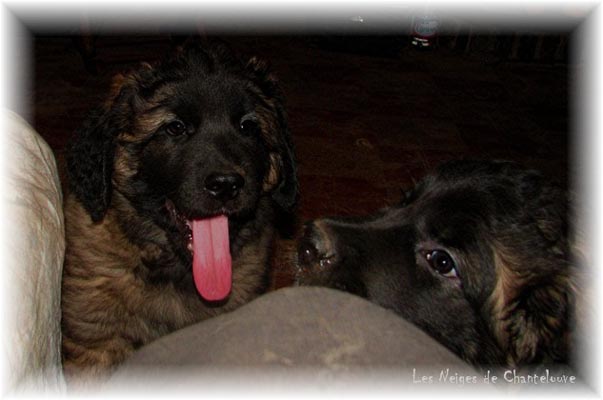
{"left": 297, "top": 160, "right": 579, "bottom": 368}
{"left": 61, "top": 41, "right": 298, "bottom": 384}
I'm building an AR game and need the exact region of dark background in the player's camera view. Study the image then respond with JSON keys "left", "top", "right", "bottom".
{"left": 29, "top": 31, "right": 573, "bottom": 285}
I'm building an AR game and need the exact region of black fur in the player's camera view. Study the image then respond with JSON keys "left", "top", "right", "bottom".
{"left": 296, "top": 160, "right": 575, "bottom": 368}
{"left": 67, "top": 42, "right": 298, "bottom": 223}
{"left": 67, "top": 107, "right": 117, "bottom": 223}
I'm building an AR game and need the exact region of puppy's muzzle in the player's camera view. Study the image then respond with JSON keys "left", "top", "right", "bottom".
{"left": 297, "top": 221, "right": 337, "bottom": 272}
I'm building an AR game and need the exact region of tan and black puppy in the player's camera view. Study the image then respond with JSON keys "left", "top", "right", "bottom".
{"left": 62, "top": 41, "right": 298, "bottom": 385}
{"left": 297, "top": 160, "right": 579, "bottom": 369}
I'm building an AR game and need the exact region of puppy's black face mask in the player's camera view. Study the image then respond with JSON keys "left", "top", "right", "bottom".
{"left": 68, "top": 42, "right": 298, "bottom": 225}
{"left": 129, "top": 73, "right": 272, "bottom": 301}
{"left": 135, "top": 76, "right": 267, "bottom": 221}
{"left": 297, "top": 160, "right": 572, "bottom": 367}
{"left": 67, "top": 42, "right": 299, "bottom": 301}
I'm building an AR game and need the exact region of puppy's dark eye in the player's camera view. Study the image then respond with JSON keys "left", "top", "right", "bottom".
{"left": 240, "top": 117, "right": 260, "bottom": 136}
{"left": 424, "top": 250, "right": 458, "bottom": 278}
{"left": 165, "top": 120, "right": 187, "bottom": 136}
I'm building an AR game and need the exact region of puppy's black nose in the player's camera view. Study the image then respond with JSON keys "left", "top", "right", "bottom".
{"left": 298, "top": 238, "right": 320, "bottom": 266}
{"left": 204, "top": 173, "right": 245, "bottom": 201}
{"left": 297, "top": 222, "right": 336, "bottom": 269}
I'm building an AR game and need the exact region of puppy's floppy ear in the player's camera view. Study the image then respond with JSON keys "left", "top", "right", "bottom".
{"left": 270, "top": 114, "right": 299, "bottom": 212}
{"left": 492, "top": 261, "right": 574, "bottom": 366}
{"left": 67, "top": 106, "right": 119, "bottom": 222}
{"left": 67, "top": 73, "right": 138, "bottom": 222}
{"left": 488, "top": 179, "right": 574, "bottom": 365}
{"left": 247, "top": 57, "right": 299, "bottom": 211}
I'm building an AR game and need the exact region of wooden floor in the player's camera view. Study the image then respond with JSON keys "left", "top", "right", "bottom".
{"left": 30, "top": 34, "right": 571, "bottom": 287}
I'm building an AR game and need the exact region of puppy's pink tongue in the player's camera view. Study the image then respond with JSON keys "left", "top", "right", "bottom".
{"left": 191, "top": 215, "right": 232, "bottom": 301}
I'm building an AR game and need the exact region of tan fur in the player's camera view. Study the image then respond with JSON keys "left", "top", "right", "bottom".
{"left": 62, "top": 192, "right": 273, "bottom": 387}
{"left": 487, "top": 240, "right": 575, "bottom": 366}
{"left": 488, "top": 248, "right": 522, "bottom": 361}
{"left": 263, "top": 153, "right": 281, "bottom": 191}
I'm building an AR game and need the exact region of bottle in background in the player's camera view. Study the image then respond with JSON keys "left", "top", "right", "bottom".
{"left": 411, "top": 9, "right": 439, "bottom": 49}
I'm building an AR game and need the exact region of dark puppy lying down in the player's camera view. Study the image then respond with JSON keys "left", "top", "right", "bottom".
{"left": 297, "top": 160, "right": 579, "bottom": 368}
